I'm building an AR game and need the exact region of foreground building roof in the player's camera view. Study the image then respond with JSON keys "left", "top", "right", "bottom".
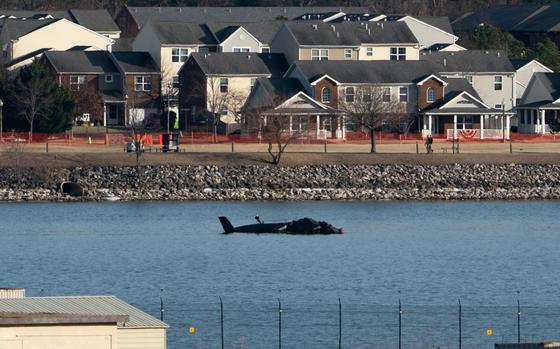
{"left": 187, "top": 52, "right": 288, "bottom": 77}
{"left": 0, "top": 296, "right": 168, "bottom": 329}
{"left": 420, "top": 50, "right": 515, "bottom": 73}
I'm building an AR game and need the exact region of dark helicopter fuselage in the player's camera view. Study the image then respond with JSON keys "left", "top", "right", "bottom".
{"left": 219, "top": 216, "right": 343, "bottom": 235}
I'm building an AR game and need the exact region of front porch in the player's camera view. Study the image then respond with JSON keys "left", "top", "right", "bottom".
{"left": 517, "top": 107, "right": 560, "bottom": 134}
{"left": 421, "top": 113, "right": 513, "bottom": 140}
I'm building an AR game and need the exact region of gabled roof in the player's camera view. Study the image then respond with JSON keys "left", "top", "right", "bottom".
{"left": 283, "top": 21, "right": 418, "bottom": 46}
{"left": 510, "top": 59, "right": 553, "bottom": 72}
{"left": 519, "top": 72, "right": 560, "bottom": 108}
{"left": 125, "top": 6, "right": 370, "bottom": 26}
{"left": 43, "top": 50, "right": 119, "bottom": 74}
{"left": 422, "top": 78, "right": 500, "bottom": 114}
{"left": 69, "top": 9, "right": 120, "bottom": 33}
{"left": 209, "top": 21, "right": 286, "bottom": 45}
{"left": 255, "top": 77, "right": 305, "bottom": 100}
{"left": 415, "top": 16, "right": 455, "bottom": 34}
{"left": 451, "top": 4, "right": 545, "bottom": 32}
{"left": 513, "top": 5, "right": 560, "bottom": 32}
{"left": 1, "top": 18, "right": 60, "bottom": 40}
{"left": 149, "top": 21, "right": 217, "bottom": 45}
{"left": 421, "top": 50, "right": 515, "bottom": 73}
{"left": 0, "top": 10, "right": 70, "bottom": 21}
{"left": 0, "top": 296, "right": 168, "bottom": 329}
{"left": 112, "top": 52, "right": 159, "bottom": 73}
{"left": 293, "top": 60, "right": 442, "bottom": 84}
{"left": 187, "top": 52, "right": 288, "bottom": 77}
{"left": 269, "top": 91, "right": 337, "bottom": 115}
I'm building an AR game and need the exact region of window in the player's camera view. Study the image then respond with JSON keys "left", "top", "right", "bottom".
{"left": 134, "top": 76, "right": 152, "bottom": 91}
{"left": 366, "top": 47, "right": 373, "bottom": 56}
{"left": 494, "top": 75, "right": 503, "bottom": 90}
{"left": 172, "top": 75, "right": 179, "bottom": 89}
{"left": 220, "top": 78, "right": 228, "bottom": 93}
{"left": 427, "top": 87, "right": 436, "bottom": 103}
{"left": 495, "top": 104, "right": 503, "bottom": 110}
{"left": 69, "top": 75, "right": 86, "bottom": 91}
{"left": 344, "top": 49, "right": 352, "bottom": 59}
{"left": 291, "top": 115, "right": 309, "bottom": 132}
{"left": 261, "top": 47, "right": 270, "bottom": 53}
{"left": 171, "top": 47, "right": 189, "bottom": 63}
{"left": 399, "top": 87, "right": 408, "bottom": 102}
{"left": 199, "top": 47, "right": 209, "bottom": 53}
{"left": 456, "top": 115, "right": 473, "bottom": 129}
{"left": 345, "top": 87, "right": 355, "bottom": 102}
{"left": 105, "top": 74, "right": 113, "bottom": 83}
{"left": 390, "top": 47, "right": 406, "bottom": 60}
{"left": 382, "top": 87, "right": 391, "bottom": 102}
{"left": 311, "top": 49, "right": 329, "bottom": 61}
{"left": 362, "top": 88, "right": 372, "bottom": 102}
{"left": 466, "top": 75, "right": 473, "bottom": 84}
{"left": 233, "top": 47, "right": 251, "bottom": 52}
{"left": 321, "top": 87, "right": 331, "bottom": 103}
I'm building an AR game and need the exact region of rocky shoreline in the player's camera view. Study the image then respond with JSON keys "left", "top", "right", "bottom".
{"left": 1, "top": 164, "right": 560, "bottom": 201}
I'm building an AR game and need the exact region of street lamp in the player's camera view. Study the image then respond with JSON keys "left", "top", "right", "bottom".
{"left": 0, "top": 98, "right": 3, "bottom": 141}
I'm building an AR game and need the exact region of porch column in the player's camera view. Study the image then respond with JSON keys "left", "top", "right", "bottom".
{"left": 342, "top": 115, "right": 346, "bottom": 140}
{"left": 316, "top": 115, "right": 320, "bottom": 138}
{"left": 506, "top": 114, "right": 511, "bottom": 140}
{"left": 480, "top": 114, "right": 484, "bottom": 140}
{"left": 540, "top": 109, "right": 546, "bottom": 134}
{"left": 337, "top": 115, "right": 341, "bottom": 139}
{"left": 289, "top": 116, "right": 293, "bottom": 134}
{"left": 428, "top": 114, "right": 433, "bottom": 135}
{"left": 422, "top": 115, "right": 427, "bottom": 131}
{"left": 453, "top": 114, "right": 457, "bottom": 140}
{"left": 103, "top": 104, "right": 107, "bottom": 127}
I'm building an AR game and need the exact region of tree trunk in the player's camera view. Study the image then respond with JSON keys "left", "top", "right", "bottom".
{"left": 370, "top": 128, "right": 376, "bottom": 153}
{"left": 29, "top": 119, "right": 34, "bottom": 143}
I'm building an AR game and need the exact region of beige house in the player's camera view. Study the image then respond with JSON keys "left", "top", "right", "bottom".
{"left": 270, "top": 21, "right": 420, "bottom": 64}
{"left": 132, "top": 21, "right": 219, "bottom": 95}
{"left": 1, "top": 18, "right": 114, "bottom": 70}
{"left": 0, "top": 294, "right": 168, "bottom": 349}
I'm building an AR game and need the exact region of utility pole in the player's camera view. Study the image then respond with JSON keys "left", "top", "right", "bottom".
{"left": 159, "top": 289, "right": 164, "bottom": 321}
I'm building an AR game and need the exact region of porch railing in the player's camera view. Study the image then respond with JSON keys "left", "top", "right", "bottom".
{"left": 446, "top": 129, "right": 504, "bottom": 140}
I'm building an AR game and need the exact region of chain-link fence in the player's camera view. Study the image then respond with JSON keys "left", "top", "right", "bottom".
{"left": 140, "top": 299, "right": 560, "bottom": 349}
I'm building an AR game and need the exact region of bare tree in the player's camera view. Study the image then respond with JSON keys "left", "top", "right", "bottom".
{"left": 70, "top": 85, "right": 104, "bottom": 125}
{"left": 338, "top": 86, "right": 405, "bottom": 153}
{"left": 203, "top": 76, "right": 245, "bottom": 140}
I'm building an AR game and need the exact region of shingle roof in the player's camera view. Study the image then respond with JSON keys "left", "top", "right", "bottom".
{"left": 0, "top": 296, "right": 168, "bottom": 329}
{"left": 150, "top": 21, "right": 217, "bottom": 45}
{"left": 43, "top": 50, "right": 119, "bottom": 74}
{"left": 69, "top": 9, "right": 120, "bottom": 33}
{"left": 126, "top": 6, "right": 370, "bottom": 26}
{"left": 422, "top": 77, "right": 484, "bottom": 112}
{"left": 520, "top": 72, "right": 560, "bottom": 107}
{"left": 112, "top": 51, "right": 159, "bottom": 73}
{"left": 209, "top": 21, "right": 287, "bottom": 45}
{"left": 512, "top": 5, "right": 560, "bottom": 32}
{"left": 189, "top": 52, "right": 288, "bottom": 77}
{"left": 294, "top": 60, "right": 442, "bottom": 84}
{"left": 416, "top": 16, "right": 454, "bottom": 34}
{"left": 256, "top": 77, "right": 305, "bottom": 99}
{"left": 0, "top": 10, "right": 71, "bottom": 21}
{"left": 1, "top": 18, "right": 59, "bottom": 40}
{"left": 421, "top": 50, "right": 515, "bottom": 73}
{"left": 284, "top": 21, "right": 418, "bottom": 46}
{"left": 451, "top": 4, "right": 547, "bottom": 32}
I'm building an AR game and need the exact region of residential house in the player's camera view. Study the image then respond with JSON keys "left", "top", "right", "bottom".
{"left": 396, "top": 16, "right": 458, "bottom": 50}
{"left": 115, "top": 6, "right": 369, "bottom": 38}
{"left": 0, "top": 9, "right": 120, "bottom": 39}
{"left": 0, "top": 293, "right": 168, "bottom": 349}
{"left": 132, "top": 21, "right": 218, "bottom": 95}
{"left": 1, "top": 18, "right": 114, "bottom": 70}
{"left": 41, "top": 50, "right": 160, "bottom": 126}
{"left": 208, "top": 21, "right": 286, "bottom": 54}
{"left": 421, "top": 50, "right": 517, "bottom": 111}
{"left": 517, "top": 72, "right": 560, "bottom": 134}
{"left": 178, "top": 52, "right": 288, "bottom": 133}
{"left": 270, "top": 21, "right": 420, "bottom": 64}
{"left": 511, "top": 59, "right": 553, "bottom": 104}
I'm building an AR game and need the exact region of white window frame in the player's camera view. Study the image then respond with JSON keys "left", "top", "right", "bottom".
{"left": 233, "top": 47, "right": 251, "bottom": 53}
{"left": 321, "top": 87, "right": 331, "bottom": 103}
{"left": 171, "top": 47, "right": 189, "bottom": 63}
{"left": 344, "top": 49, "right": 352, "bottom": 59}
{"left": 494, "top": 75, "right": 503, "bottom": 91}
{"left": 427, "top": 87, "right": 435, "bottom": 103}
{"left": 345, "top": 86, "right": 355, "bottom": 102}
{"left": 399, "top": 87, "right": 408, "bottom": 103}
{"left": 495, "top": 104, "right": 503, "bottom": 110}
{"left": 261, "top": 47, "right": 270, "bottom": 53}
{"left": 390, "top": 47, "right": 406, "bottom": 61}
{"left": 366, "top": 47, "right": 373, "bottom": 57}
{"left": 134, "top": 76, "right": 152, "bottom": 92}
{"left": 105, "top": 74, "right": 113, "bottom": 83}
{"left": 466, "top": 75, "right": 473, "bottom": 84}
{"left": 311, "top": 48, "right": 329, "bottom": 61}
{"left": 70, "top": 75, "right": 86, "bottom": 91}
{"left": 220, "top": 78, "right": 228, "bottom": 93}
{"left": 382, "top": 87, "right": 391, "bottom": 102}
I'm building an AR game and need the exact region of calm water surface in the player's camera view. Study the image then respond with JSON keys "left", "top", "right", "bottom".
{"left": 1, "top": 201, "right": 559, "bottom": 348}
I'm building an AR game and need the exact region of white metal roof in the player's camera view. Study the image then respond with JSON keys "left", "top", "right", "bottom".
{"left": 0, "top": 296, "right": 168, "bottom": 329}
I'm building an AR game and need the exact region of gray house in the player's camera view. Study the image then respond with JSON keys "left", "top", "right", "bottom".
{"left": 517, "top": 72, "right": 560, "bottom": 134}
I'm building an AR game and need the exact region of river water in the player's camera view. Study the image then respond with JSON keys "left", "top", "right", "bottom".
{"left": 2, "top": 201, "right": 560, "bottom": 349}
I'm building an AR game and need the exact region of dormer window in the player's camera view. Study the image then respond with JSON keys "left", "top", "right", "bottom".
{"left": 366, "top": 47, "right": 373, "bottom": 57}
{"left": 321, "top": 87, "right": 331, "bottom": 103}
{"left": 233, "top": 47, "right": 250, "bottom": 53}
{"left": 344, "top": 49, "right": 352, "bottom": 59}
{"left": 427, "top": 87, "right": 435, "bottom": 103}
{"left": 390, "top": 47, "right": 406, "bottom": 61}
{"left": 311, "top": 49, "right": 328, "bottom": 61}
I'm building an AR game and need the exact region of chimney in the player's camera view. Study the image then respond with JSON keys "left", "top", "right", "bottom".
{"left": 497, "top": 51, "right": 500, "bottom": 57}
{"left": 312, "top": 24, "right": 318, "bottom": 30}
{"left": 247, "top": 54, "right": 251, "bottom": 60}
{"left": 443, "top": 58, "right": 447, "bottom": 67}
{"left": 365, "top": 23, "right": 368, "bottom": 30}
{"left": 381, "top": 23, "right": 384, "bottom": 29}
{"left": 336, "top": 32, "right": 340, "bottom": 38}
{"left": 0, "top": 288, "right": 25, "bottom": 299}
{"left": 368, "top": 28, "right": 371, "bottom": 35}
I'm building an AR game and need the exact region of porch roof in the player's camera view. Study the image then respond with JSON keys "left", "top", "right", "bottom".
{"left": 517, "top": 101, "right": 560, "bottom": 110}
{"left": 421, "top": 107, "right": 513, "bottom": 115}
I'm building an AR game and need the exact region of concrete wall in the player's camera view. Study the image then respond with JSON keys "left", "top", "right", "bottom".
{"left": 220, "top": 27, "right": 261, "bottom": 53}
{"left": 0, "top": 324, "right": 117, "bottom": 349}
{"left": 9, "top": 19, "right": 113, "bottom": 70}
